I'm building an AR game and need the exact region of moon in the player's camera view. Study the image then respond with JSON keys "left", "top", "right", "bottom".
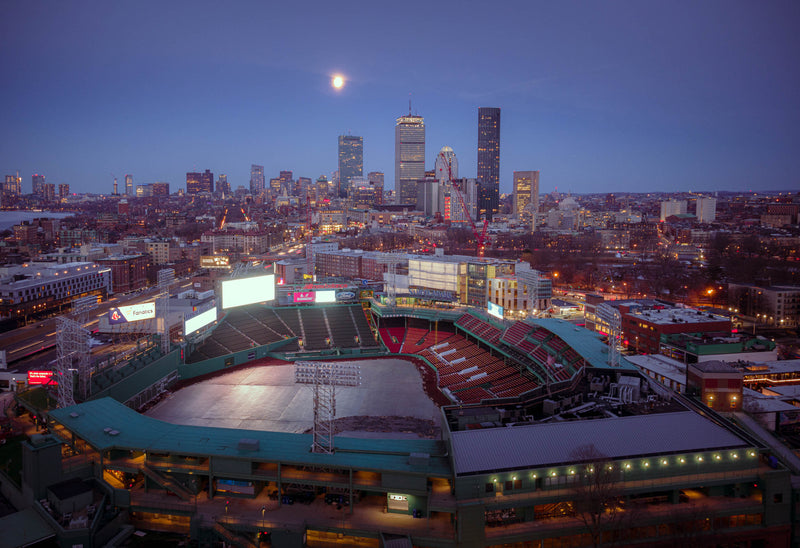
{"left": 332, "top": 75, "right": 345, "bottom": 90}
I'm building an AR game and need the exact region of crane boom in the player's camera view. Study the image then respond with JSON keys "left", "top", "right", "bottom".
{"left": 445, "top": 158, "right": 487, "bottom": 257}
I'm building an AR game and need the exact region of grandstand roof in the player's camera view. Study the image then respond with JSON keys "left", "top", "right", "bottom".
{"left": 50, "top": 398, "right": 451, "bottom": 477}
{"left": 528, "top": 318, "right": 637, "bottom": 371}
{"left": 449, "top": 411, "right": 750, "bottom": 476}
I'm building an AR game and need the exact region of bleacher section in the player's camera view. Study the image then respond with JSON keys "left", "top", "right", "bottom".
{"left": 379, "top": 328, "right": 404, "bottom": 354}
{"left": 418, "top": 333, "right": 540, "bottom": 405}
{"left": 455, "top": 312, "right": 585, "bottom": 389}
{"left": 187, "top": 304, "right": 379, "bottom": 363}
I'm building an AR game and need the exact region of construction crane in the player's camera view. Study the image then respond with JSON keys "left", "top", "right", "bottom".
{"left": 442, "top": 156, "right": 488, "bottom": 257}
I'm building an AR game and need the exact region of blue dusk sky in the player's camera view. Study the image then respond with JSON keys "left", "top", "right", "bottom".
{"left": 1, "top": 1, "right": 798, "bottom": 196}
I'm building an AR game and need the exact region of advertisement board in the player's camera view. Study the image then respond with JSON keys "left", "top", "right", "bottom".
{"left": 487, "top": 301, "right": 504, "bottom": 320}
{"left": 200, "top": 255, "right": 230, "bottom": 268}
{"left": 316, "top": 290, "right": 336, "bottom": 303}
{"left": 221, "top": 274, "right": 275, "bottom": 309}
{"left": 28, "top": 370, "right": 56, "bottom": 385}
{"left": 108, "top": 302, "right": 156, "bottom": 324}
{"left": 293, "top": 291, "right": 315, "bottom": 303}
{"left": 184, "top": 307, "right": 218, "bottom": 335}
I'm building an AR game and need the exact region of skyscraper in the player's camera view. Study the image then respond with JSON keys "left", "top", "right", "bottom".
{"left": 368, "top": 172, "right": 384, "bottom": 206}
{"left": 3, "top": 174, "right": 22, "bottom": 196}
{"left": 58, "top": 183, "right": 69, "bottom": 200}
{"left": 250, "top": 165, "right": 265, "bottom": 195}
{"left": 338, "top": 135, "right": 363, "bottom": 198}
{"left": 125, "top": 174, "right": 134, "bottom": 197}
{"left": 32, "top": 173, "right": 45, "bottom": 196}
{"left": 216, "top": 175, "right": 229, "bottom": 197}
{"left": 434, "top": 146, "right": 458, "bottom": 186}
{"left": 514, "top": 171, "right": 540, "bottom": 229}
{"left": 186, "top": 170, "right": 214, "bottom": 194}
{"left": 395, "top": 111, "right": 425, "bottom": 206}
{"left": 477, "top": 107, "right": 501, "bottom": 220}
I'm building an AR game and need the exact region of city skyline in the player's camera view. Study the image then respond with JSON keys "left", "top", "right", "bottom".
{"left": 1, "top": 1, "right": 798, "bottom": 196}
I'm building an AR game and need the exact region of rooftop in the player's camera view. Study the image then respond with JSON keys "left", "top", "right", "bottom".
{"left": 449, "top": 410, "right": 750, "bottom": 476}
{"left": 50, "top": 398, "right": 452, "bottom": 477}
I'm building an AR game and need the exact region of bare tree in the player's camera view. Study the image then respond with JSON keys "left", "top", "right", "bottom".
{"left": 569, "top": 444, "right": 636, "bottom": 548}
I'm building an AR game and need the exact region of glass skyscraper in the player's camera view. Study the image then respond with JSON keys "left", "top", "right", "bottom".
{"left": 477, "top": 107, "right": 500, "bottom": 220}
{"left": 337, "top": 135, "right": 363, "bottom": 197}
{"left": 395, "top": 113, "right": 425, "bottom": 206}
{"left": 513, "top": 170, "right": 540, "bottom": 230}
{"left": 250, "top": 164, "right": 265, "bottom": 195}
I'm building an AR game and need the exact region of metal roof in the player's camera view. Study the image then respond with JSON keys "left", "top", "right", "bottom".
{"left": 49, "top": 398, "right": 451, "bottom": 477}
{"left": 450, "top": 411, "right": 749, "bottom": 476}
{"left": 527, "top": 318, "right": 638, "bottom": 371}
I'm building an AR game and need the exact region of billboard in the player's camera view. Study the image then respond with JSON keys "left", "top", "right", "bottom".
{"left": 200, "top": 255, "right": 230, "bottom": 268}
{"left": 221, "top": 274, "right": 275, "bottom": 309}
{"left": 487, "top": 301, "right": 504, "bottom": 320}
{"left": 293, "top": 291, "right": 315, "bottom": 303}
{"left": 108, "top": 302, "right": 156, "bottom": 324}
{"left": 316, "top": 290, "right": 336, "bottom": 303}
{"left": 184, "top": 307, "right": 218, "bottom": 335}
{"left": 28, "top": 370, "right": 56, "bottom": 385}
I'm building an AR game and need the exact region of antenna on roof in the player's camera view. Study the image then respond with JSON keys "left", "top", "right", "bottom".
{"left": 408, "top": 96, "right": 412, "bottom": 115}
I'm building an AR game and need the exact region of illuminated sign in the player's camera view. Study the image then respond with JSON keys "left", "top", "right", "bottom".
{"left": 293, "top": 291, "right": 315, "bottom": 303}
{"left": 184, "top": 307, "right": 217, "bottom": 335}
{"left": 388, "top": 494, "right": 408, "bottom": 501}
{"left": 200, "top": 255, "right": 230, "bottom": 268}
{"left": 408, "top": 288, "right": 455, "bottom": 302}
{"left": 221, "top": 274, "right": 275, "bottom": 309}
{"left": 487, "top": 301, "right": 504, "bottom": 320}
{"left": 336, "top": 291, "right": 355, "bottom": 301}
{"left": 108, "top": 302, "right": 156, "bottom": 324}
{"left": 28, "top": 370, "right": 56, "bottom": 385}
{"left": 316, "top": 290, "right": 336, "bottom": 303}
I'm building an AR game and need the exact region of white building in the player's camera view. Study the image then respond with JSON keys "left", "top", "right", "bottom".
{"left": 0, "top": 261, "right": 112, "bottom": 319}
{"left": 696, "top": 196, "right": 717, "bottom": 223}
{"left": 660, "top": 199, "right": 688, "bottom": 222}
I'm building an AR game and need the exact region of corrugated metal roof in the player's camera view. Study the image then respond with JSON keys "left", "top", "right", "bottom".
{"left": 49, "top": 398, "right": 451, "bottom": 476}
{"left": 450, "top": 411, "right": 749, "bottom": 476}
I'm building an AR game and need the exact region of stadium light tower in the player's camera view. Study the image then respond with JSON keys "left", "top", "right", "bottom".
{"left": 55, "top": 298, "right": 96, "bottom": 407}
{"left": 157, "top": 268, "right": 175, "bottom": 355}
{"left": 295, "top": 361, "right": 361, "bottom": 454}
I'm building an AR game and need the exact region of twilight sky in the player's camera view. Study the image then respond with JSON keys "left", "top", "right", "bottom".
{"left": 1, "top": 1, "right": 798, "bottom": 196}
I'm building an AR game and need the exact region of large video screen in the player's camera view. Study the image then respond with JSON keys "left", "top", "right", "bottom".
{"left": 487, "top": 301, "right": 504, "bottom": 320}
{"left": 184, "top": 307, "right": 218, "bottom": 335}
{"left": 108, "top": 302, "right": 156, "bottom": 324}
{"left": 221, "top": 274, "right": 275, "bottom": 309}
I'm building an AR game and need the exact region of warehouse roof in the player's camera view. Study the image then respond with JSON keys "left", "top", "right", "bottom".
{"left": 449, "top": 410, "right": 750, "bottom": 476}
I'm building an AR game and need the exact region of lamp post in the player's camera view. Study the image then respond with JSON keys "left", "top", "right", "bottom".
{"left": 261, "top": 505, "right": 265, "bottom": 530}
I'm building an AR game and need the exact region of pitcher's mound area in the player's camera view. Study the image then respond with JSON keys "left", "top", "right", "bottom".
{"left": 145, "top": 358, "right": 441, "bottom": 436}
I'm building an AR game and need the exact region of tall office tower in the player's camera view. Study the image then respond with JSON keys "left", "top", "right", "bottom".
{"left": 43, "top": 183, "right": 56, "bottom": 201}
{"left": 113, "top": 177, "right": 118, "bottom": 195}
{"left": 696, "top": 196, "right": 717, "bottom": 223}
{"left": 58, "top": 184, "right": 69, "bottom": 200}
{"left": 368, "top": 172, "right": 384, "bottom": 206}
{"left": 186, "top": 170, "right": 214, "bottom": 194}
{"left": 395, "top": 111, "right": 425, "bottom": 206}
{"left": 250, "top": 165, "right": 265, "bottom": 195}
{"left": 32, "top": 173, "right": 46, "bottom": 196}
{"left": 269, "top": 177, "right": 282, "bottom": 196}
{"left": 435, "top": 146, "right": 458, "bottom": 185}
{"left": 338, "top": 135, "right": 363, "bottom": 197}
{"left": 513, "top": 171, "right": 540, "bottom": 229}
{"left": 152, "top": 182, "right": 170, "bottom": 197}
{"left": 4, "top": 174, "right": 22, "bottom": 196}
{"left": 477, "top": 107, "right": 501, "bottom": 220}
{"left": 215, "top": 175, "right": 229, "bottom": 196}
{"left": 125, "top": 174, "right": 134, "bottom": 196}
